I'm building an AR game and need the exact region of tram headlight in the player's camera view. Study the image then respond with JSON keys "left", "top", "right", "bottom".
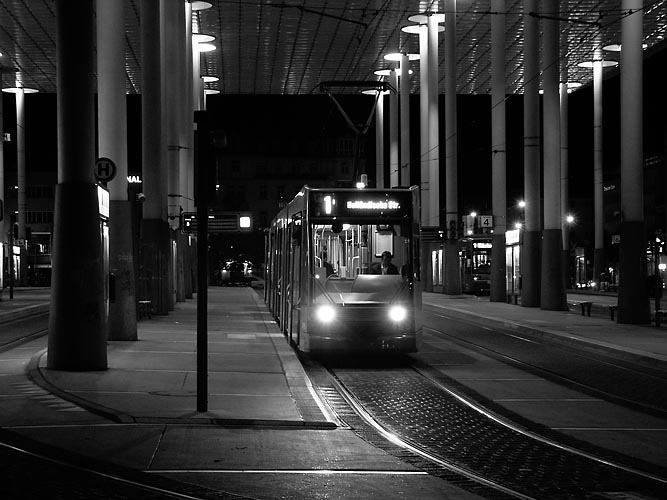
{"left": 388, "top": 305, "right": 407, "bottom": 323}
{"left": 315, "top": 305, "right": 336, "bottom": 323}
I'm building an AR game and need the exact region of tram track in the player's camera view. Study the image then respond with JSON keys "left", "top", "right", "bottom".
{"left": 0, "top": 430, "right": 254, "bottom": 500}
{"left": 426, "top": 311, "right": 667, "bottom": 419}
{"left": 307, "top": 353, "right": 667, "bottom": 500}
{"left": 0, "top": 312, "right": 49, "bottom": 354}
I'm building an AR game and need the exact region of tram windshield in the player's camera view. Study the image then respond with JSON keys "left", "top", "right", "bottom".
{"left": 311, "top": 222, "right": 412, "bottom": 304}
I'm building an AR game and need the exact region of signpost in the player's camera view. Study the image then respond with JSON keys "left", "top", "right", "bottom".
{"left": 94, "top": 157, "right": 117, "bottom": 184}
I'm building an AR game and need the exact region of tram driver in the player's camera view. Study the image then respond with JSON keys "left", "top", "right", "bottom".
{"left": 370, "top": 251, "right": 399, "bottom": 275}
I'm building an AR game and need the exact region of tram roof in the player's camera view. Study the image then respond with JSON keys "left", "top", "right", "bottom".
{"left": 1, "top": 1, "right": 665, "bottom": 95}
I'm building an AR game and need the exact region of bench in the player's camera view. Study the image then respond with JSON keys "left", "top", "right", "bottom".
{"left": 576, "top": 301, "right": 592, "bottom": 316}
{"left": 138, "top": 300, "right": 152, "bottom": 319}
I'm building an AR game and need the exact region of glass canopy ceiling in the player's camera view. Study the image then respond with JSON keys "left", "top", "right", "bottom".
{"left": 0, "top": 0, "right": 665, "bottom": 95}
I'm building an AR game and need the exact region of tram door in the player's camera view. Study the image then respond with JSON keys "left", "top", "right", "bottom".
{"left": 287, "top": 215, "right": 303, "bottom": 346}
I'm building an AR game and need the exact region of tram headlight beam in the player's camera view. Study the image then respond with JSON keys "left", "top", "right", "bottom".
{"left": 316, "top": 305, "right": 336, "bottom": 323}
{"left": 388, "top": 305, "right": 407, "bottom": 323}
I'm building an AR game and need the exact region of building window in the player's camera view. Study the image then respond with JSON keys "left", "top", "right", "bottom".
{"left": 26, "top": 185, "right": 54, "bottom": 198}
{"left": 27, "top": 211, "right": 54, "bottom": 224}
{"left": 338, "top": 138, "right": 353, "bottom": 155}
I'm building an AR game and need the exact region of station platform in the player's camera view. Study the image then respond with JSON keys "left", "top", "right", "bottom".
{"left": 1, "top": 284, "right": 666, "bottom": 499}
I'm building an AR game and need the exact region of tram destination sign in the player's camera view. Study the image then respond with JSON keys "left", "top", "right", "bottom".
{"left": 310, "top": 190, "right": 412, "bottom": 219}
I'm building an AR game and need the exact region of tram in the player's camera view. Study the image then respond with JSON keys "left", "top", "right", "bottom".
{"left": 265, "top": 186, "right": 422, "bottom": 353}
{"left": 459, "top": 234, "right": 492, "bottom": 294}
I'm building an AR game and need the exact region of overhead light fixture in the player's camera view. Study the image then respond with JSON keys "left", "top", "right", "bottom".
{"left": 204, "top": 89, "right": 220, "bottom": 95}
{"left": 2, "top": 87, "right": 38, "bottom": 94}
{"left": 384, "top": 52, "right": 420, "bottom": 62}
{"left": 192, "top": 33, "right": 215, "bottom": 44}
{"left": 577, "top": 60, "right": 618, "bottom": 68}
{"left": 373, "top": 69, "right": 413, "bottom": 77}
{"left": 407, "top": 13, "right": 446, "bottom": 24}
{"left": 602, "top": 43, "right": 647, "bottom": 51}
{"left": 401, "top": 24, "right": 444, "bottom": 34}
{"left": 191, "top": 1, "right": 212, "bottom": 11}
{"left": 198, "top": 43, "right": 216, "bottom": 52}
{"left": 202, "top": 75, "right": 219, "bottom": 83}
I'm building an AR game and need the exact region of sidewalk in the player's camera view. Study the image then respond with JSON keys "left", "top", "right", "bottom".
{"left": 423, "top": 291, "right": 667, "bottom": 370}
{"left": 29, "top": 285, "right": 333, "bottom": 426}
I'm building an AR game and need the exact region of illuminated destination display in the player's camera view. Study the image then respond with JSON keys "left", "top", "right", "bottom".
{"left": 347, "top": 200, "right": 400, "bottom": 210}
{"left": 309, "top": 189, "right": 411, "bottom": 219}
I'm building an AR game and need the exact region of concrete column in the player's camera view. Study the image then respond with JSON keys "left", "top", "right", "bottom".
{"left": 0, "top": 78, "right": 5, "bottom": 293}
{"left": 592, "top": 59, "right": 606, "bottom": 290}
{"left": 400, "top": 53, "right": 410, "bottom": 186}
{"left": 540, "top": 4, "right": 567, "bottom": 310}
{"left": 48, "top": 0, "right": 107, "bottom": 370}
{"left": 97, "top": 0, "right": 137, "bottom": 341}
{"left": 375, "top": 91, "right": 385, "bottom": 188}
{"left": 559, "top": 25, "right": 570, "bottom": 290}
{"left": 389, "top": 69, "right": 399, "bottom": 188}
{"left": 184, "top": 0, "right": 194, "bottom": 299}
{"left": 141, "top": 0, "right": 170, "bottom": 314}
{"left": 419, "top": 23, "right": 429, "bottom": 225}
{"left": 192, "top": 38, "right": 204, "bottom": 112}
{"left": 618, "top": 0, "right": 650, "bottom": 323}
{"left": 560, "top": 79, "right": 570, "bottom": 290}
{"left": 490, "top": 0, "right": 507, "bottom": 303}
{"left": 15, "top": 89, "right": 28, "bottom": 285}
{"left": 443, "top": 0, "right": 460, "bottom": 295}
{"left": 427, "top": 15, "right": 440, "bottom": 228}
{"left": 521, "top": 0, "right": 541, "bottom": 307}
{"left": 162, "top": 0, "right": 183, "bottom": 307}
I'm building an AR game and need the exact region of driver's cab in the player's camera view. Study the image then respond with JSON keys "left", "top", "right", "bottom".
{"left": 312, "top": 222, "right": 411, "bottom": 305}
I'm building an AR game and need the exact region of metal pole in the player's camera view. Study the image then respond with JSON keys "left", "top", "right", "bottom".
{"left": 194, "top": 110, "right": 209, "bottom": 413}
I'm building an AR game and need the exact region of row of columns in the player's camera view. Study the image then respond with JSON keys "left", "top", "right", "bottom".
{"left": 48, "top": 0, "right": 203, "bottom": 370}
{"left": 377, "top": 1, "right": 648, "bottom": 322}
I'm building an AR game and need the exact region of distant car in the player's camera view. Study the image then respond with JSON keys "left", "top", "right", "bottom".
{"left": 219, "top": 260, "right": 251, "bottom": 286}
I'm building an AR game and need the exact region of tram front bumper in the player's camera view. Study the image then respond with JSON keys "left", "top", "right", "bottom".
{"left": 308, "top": 304, "right": 418, "bottom": 352}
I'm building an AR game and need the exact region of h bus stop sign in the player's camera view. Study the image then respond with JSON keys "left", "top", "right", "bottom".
{"left": 95, "top": 157, "right": 117, "bottom": 184}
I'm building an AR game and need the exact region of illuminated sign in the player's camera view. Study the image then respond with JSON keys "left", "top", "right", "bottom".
{"left": 97, "top": 184, "right": 110, "bottom": 219}
{"left": 473, "top": 242, "right": 492, "bottom": 249}
{"left": 346, "top": 200, "right": 400, "bottom": 210}
{"left": 127, "top": 175, "right": 142, "bottom": 184}
{"left": 310, "top": 190, "right": 411, "bottom": 219}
